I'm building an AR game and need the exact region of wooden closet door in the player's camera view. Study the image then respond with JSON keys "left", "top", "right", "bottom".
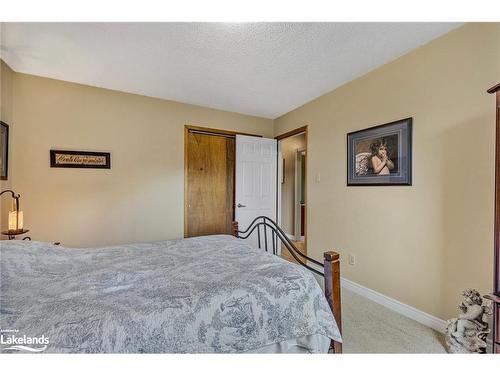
{"left": 185, "top": 132, "right": 235, "bottom": 237}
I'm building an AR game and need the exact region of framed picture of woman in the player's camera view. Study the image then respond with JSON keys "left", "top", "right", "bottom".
{"left": 347, "top": 118, "right": 412, "bottom": 186}
{"left": 0, "top": 121, "right": 8, "bottom": 180}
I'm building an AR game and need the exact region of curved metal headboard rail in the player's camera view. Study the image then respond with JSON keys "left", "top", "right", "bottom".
{"left": 233, "top": 216, "right": 324, "bottom": 276}
{"left": 236, "top": 215, "right": 323, "bottom": 266}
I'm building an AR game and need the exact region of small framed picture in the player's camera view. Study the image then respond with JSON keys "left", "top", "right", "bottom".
{"left": 50, "top": 150, "right": 111, "bottom": 169}
{"left": 0, "top": 121, "right": 9, "bottom": 180}
{"left": 347, "top": 118, "right": 412, "bottom": 186}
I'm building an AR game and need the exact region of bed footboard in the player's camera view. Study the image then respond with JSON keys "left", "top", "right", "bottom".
{"left": 232, "top": 218, "right": 343, "bottom": 353}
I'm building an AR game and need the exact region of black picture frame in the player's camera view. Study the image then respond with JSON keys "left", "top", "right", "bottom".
{"left": 0, "top": 121, "right": 9, "bottom": 180}
{"left": 50, "top": 150, "right": 111, "bottom": 169}
{"left": 347, "top": 118, "right": 412, "bottom": 186}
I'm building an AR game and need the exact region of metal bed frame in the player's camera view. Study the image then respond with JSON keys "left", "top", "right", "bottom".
{"left": 232, "top": 216, "right": 342, "bottom": 353}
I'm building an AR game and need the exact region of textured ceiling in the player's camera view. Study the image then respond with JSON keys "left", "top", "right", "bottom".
{"left": 0, "top": 23, "right": 461, "bottom": 118}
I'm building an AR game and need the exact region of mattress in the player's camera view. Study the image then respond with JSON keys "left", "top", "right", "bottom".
{"left": 0, "top": 235, "right": 341, "bottom": 353}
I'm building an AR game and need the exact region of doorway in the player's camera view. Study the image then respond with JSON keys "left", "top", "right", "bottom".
{"left": 184, "top": 125, "right": 267, "bottom": 238}
{"left": 276, "top": 126, "right": 308, "bottom": 261}
{"left": 185, "top": 124, "right": 292, "bottom": 247}
{"left": 294, "top": 147, "right": 306, "bottom": 239}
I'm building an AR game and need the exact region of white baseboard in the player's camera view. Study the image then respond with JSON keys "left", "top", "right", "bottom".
{"left": 341, "top": 277, "right": 447, "bottom": 333}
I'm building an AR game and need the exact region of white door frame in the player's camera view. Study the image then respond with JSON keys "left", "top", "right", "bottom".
{"left": 294, "top": 148, "right": 306, "bottom": 240}
{"left": 276, "top": 127, "right": 308, "bottom": 245}
{"left": 277, "top": 140, "right": 283, "bottom": 230}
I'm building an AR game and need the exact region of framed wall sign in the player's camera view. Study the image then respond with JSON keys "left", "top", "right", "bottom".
{"left": 1, "top": 121, "right": 9, "bottom": 180}
{"left": 347, "top": 118, "right": 412, "bottom": 186}
{"left": 50, "top": 150, "right": 111, "bottom": 169}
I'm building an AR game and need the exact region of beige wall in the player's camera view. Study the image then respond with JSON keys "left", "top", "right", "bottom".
{"left": 274, "top": 23, "right": 500, "bottom": 319}
{"left": 7, "top": 71, "right": 272, "bottom": 247}
{"left": 0, "top": 60, "right": 14, "bottom": 225}
{"left": 1, "top": 60, "right": 13, "bottom": 125}
{"left": 280, "top": 133, "right": 305, "bottom": 235}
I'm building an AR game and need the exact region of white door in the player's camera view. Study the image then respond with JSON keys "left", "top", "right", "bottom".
{"left": 235, "top": 135, "right": 277, "bottom": 251}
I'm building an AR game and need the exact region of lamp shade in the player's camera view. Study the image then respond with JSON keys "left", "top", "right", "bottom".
{"left": 8, "top": 210, "right": 23, "bottom": 231}
{"left": 1, "top": 190, "right": 25, "bottom": 233}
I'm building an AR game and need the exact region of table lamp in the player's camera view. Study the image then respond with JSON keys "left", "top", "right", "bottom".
{"left": 1, "top": 190, "right": 29, "bottom": 239}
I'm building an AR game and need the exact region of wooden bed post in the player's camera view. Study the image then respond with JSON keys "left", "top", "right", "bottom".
{"left": 324, "top": 251, "right": 342, "bottom": 354}
{"left": 232, "top": 221, "right": 239, "bottom": 237}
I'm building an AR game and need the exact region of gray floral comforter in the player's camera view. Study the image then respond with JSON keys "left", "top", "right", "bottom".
{"left": 0, "top": 235, "right": 341, "bottom": 353}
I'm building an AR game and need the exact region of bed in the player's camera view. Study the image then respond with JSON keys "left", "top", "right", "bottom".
{"left": 0, "top": 217, "right": 342, "bottom": 353}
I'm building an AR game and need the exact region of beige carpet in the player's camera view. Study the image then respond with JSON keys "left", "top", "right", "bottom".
{"left": 281, "top": 252, "right": 446, "bottom": 353}
{"left": 342, "top": 288, "right": 447, "bottom": 353}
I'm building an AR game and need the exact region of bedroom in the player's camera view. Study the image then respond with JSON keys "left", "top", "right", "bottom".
{"left": 1, "top": 1, "right": 500, "bottom": 373}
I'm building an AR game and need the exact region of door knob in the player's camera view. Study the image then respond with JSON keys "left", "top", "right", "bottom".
{"left": 237, "top": 203, "right": 246, "bottom": 208}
